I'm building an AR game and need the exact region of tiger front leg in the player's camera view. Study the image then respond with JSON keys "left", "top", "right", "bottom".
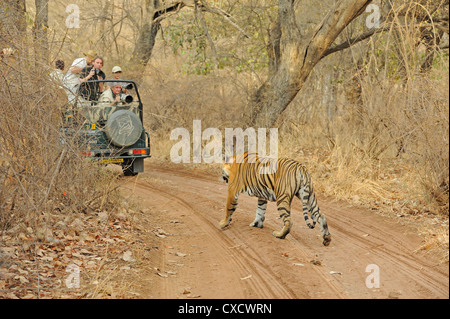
{"left": 249, "top": 198, "right": 267, "bottom": 228}
{"left": 219, "top": 192, "right": 238, "bottom": 229}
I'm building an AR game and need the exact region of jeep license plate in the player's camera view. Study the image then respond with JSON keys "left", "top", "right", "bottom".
{"left": 100, "top": 158, "right": 124, "bottom": 164}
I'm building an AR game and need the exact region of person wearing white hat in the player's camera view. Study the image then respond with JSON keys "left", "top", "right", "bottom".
{"left": 111, "top": 66, "right": 122, "bottom": 76}
{"left": 106, "top": 66, "right": 127, "bottom": 93}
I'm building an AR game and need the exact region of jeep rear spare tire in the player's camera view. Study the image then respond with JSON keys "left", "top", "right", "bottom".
{"left": 105, "top": 110, "right": 142, "bottom": 147}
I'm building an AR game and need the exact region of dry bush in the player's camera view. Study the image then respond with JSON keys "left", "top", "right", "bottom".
{"left": 277, "top": 4, "right": 449, "bottom": 218}
{"left": 0, "top": 42, "right": 137, "bottom": 298}
{"left": 0, "top": 48, "right": 121, "bottom": 236}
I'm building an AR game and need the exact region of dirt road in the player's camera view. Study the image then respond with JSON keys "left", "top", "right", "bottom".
{"left": 120, "top": 161, "right": 448, "bottom": 299}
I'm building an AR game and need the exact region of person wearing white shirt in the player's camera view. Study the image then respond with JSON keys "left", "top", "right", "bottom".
{"left": 62, "top": 50, "right": 96, "bottom": 105}
{"left": 49, "top": 59, "right": 65, "bottom": 88}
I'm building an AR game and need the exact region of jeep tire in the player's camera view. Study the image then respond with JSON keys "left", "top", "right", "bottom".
{"left": 122, "top": 158, "right": 144, "bottom": 176}
{"left": 105, "top": 110, "right": 142, "bottom": 147}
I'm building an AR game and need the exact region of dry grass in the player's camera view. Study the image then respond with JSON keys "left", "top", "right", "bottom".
{"left": 0, "top": 35, "right": 135, "bottom": 298}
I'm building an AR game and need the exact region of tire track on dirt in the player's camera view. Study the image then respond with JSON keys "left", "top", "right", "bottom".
{"left": 321, "top": 203, "right": 449, "bottom": 298}
{"left": 120, "top": 162, "right": 448, "bottom": 299}
{"left": 135, "top": 165, "right": 352, "bottom": 298}
{"left": 135, "top": 179, "right": 301, "bottom": 298}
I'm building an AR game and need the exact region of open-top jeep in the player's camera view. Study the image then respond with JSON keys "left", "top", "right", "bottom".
{"left": 62, "top": 80, "right": 151, "bottom": 176}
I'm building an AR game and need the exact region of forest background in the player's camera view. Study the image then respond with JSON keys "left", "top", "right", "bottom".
{"left": 1, "top": 0, "right": 449, "bottom": 262}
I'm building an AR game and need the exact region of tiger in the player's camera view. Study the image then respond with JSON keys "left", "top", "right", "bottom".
{"left": 219, "top": 152, "right": 331, "bottom": 246}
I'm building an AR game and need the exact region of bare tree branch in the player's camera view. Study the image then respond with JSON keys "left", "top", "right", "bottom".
{"left": 323, "top": 24, "right": 390, "bottom": 58}
{"left": 198, "top": 0, "right": 250, "bottom": 38}
{"left": 153, "top": 1, "right": 186, "bottom": 24}
{"left": 195, "top": 1, "right": 219, "bottom": 69}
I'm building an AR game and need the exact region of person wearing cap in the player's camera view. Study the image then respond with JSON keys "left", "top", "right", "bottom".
{"left": 70, "top": 50, "right": 96, "bottom": 74}
{"left": 106, "top": 66, "right": 127, "bottom": 94}
{"left": 111, "top": 66, "right": 122, "bottom": 79}
{"left": 62, "top": 50, "right": 97, "bottom": 105}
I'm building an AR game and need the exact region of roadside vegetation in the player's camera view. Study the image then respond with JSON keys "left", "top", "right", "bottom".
{"left": 0, "top": 0, "right": 448, "bottom": 298}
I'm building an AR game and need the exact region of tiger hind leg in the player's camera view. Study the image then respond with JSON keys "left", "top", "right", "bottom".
{"left": 317, "top": 213, "right": 331, "bottom": 246}
{"left": 298, "top": 188, "right": 331, "bottom": 246}
{"left": 249, "top": 198, "right": 267, "bottom": 228}
{"left": 307, "top": 195, "right": 332, "bottom": 246}
{"left": 298, "top": 188, "right": 315, "bottom": 229}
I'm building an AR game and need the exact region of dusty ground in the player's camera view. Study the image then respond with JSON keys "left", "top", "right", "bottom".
{"left": 118, "top": 160, "right": 449, "bottom": 299}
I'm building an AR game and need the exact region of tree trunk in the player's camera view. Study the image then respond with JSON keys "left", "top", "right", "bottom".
{"left": 130, "top": 0, "right": 187, "bottom": 73}
{"left": 130, "top": 0, "right": 161, "bottom": 67}
{"left": 33, "top": 0, "right": 49, "bottom": 66}
{"left": 250, "top": 0, "right": 373, "bottom": 128}
{"left": 0, "top": 0, "right": 27, "bottom": 39}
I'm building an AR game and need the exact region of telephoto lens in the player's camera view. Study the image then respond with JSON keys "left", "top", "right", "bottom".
{"left": 120, "top": 94, "right": 133, "bottom": 103}
{"left": 122, "top": 83, "right": 133, "bottom": 90}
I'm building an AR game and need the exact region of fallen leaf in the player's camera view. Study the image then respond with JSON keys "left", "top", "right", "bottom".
{"left": 310, "top": 259, "right": 321, "bottom": 266}
{"left": 388, "top": 291, "right": 401, "bottom": 299}
{"left": 15, "top": 275, "right": 29, "bottom": 284}
{"left": 122, "top": 250, "right": 135, "bottom": 262}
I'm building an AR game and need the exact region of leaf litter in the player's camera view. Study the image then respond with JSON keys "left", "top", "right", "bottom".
{"left": 0, "top": 206, "right": 150, "bottom": 299}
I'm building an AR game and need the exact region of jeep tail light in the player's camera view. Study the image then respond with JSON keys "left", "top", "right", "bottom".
{"left": 129, "top": 149, "right": 147, "bottom": 155}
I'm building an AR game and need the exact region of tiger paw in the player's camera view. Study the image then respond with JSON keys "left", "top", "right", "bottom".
{"left": 219, "top": 218, "right": 231, "bottom": 229}
{"left": 249, "top": 219, "right": 264, "bottom": 228}
{"left": 272, "top": 230, "right": 288, "bottom": 239}
{"left": 322, "top": 235, "right": 331, "bottom": 246}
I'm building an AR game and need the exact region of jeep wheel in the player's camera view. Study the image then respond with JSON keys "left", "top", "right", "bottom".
{"left": 123, "top": 166, "right": 138, "bottom": 176}
{"left": 105, "top": 110, "right": 142, "bottom": 147}
{"left": 122, "top": 160, "right": 138, "bottom": 176}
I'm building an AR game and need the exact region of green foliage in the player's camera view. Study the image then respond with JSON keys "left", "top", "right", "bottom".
{"left": 161, "top": 2, "right": 277, "bottom": 75}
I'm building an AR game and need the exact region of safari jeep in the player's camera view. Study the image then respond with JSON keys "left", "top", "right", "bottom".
{"left": 63, "top": 80, "right": 151, "bottom": 176}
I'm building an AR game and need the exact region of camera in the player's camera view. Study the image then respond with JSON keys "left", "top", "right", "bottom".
{"left": 120, "top": 94, "right": 133, "bottom": 103}
{"left": 121, "top": 83, "right": 133, "bottom": 90}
